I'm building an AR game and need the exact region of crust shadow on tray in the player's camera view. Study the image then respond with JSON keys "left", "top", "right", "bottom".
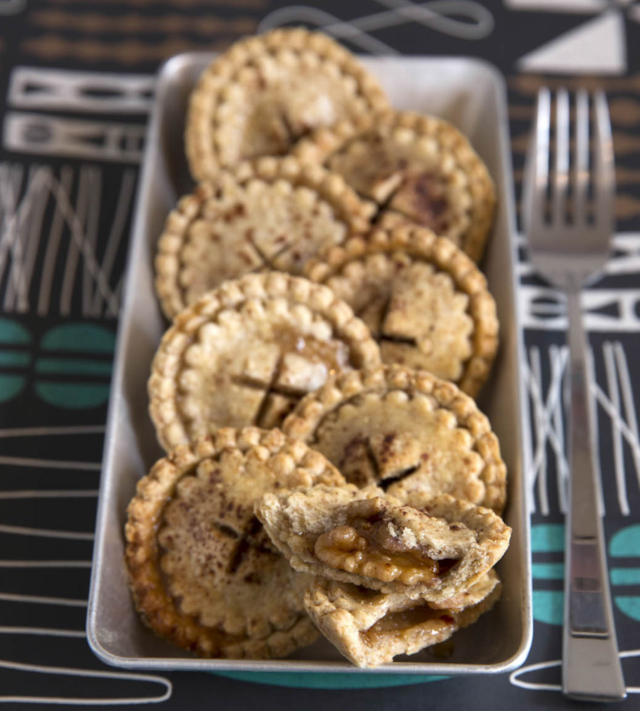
{"left": 87, "top": 53, "right": 533, "bottom": 674}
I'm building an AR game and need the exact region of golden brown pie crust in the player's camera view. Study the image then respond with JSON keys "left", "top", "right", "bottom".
{"left": 148, "top": 273, "right": 381, "bottom": 451}
{"left": 186, "top": 28, "right": 390, "bottom": 181}
{"left": 304, "top": 224, "right": 499, "bottom": 397}
{"left": 295, "top": 110, "right": 496, "bottom": 263}
{"left": 155, "top": 157, "right": 376, "bottom": 320}
{"left": 283, "top": 365, "right": 507, "bottom": 514}
{"left": 125, "top": 427, "right": 345, "bottom": 659}
{"left": 304, "top": 570, "right": 501, "bottom": 667}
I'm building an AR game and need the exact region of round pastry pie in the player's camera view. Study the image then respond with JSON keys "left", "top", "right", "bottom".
{"left": 304, "top": 570, "right": 501, "bottom": 667}
{"left": 282, "top": 365, "right": 507, "bottom": 514}
{"left": 149, "top": 273, "right": 381, "bottom": 451}
{"left": 295, "top": 111, "right": 495, "bottom": 262}
{"left": 304, "top": 224, "right": 498, "bottom": 397}
{"left": 155, "top": 157, "right": 375, "bottom": 319}
{"left": 186, "top": 28, "right": 390, "bottom": 181}
{"left": 125, "top": 427, "right": 346, "bottom": 659}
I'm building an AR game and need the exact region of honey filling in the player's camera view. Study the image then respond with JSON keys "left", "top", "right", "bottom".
{"left": 363, "top": 605, "right": 456, "bottom": 645}
{"left": 314, "top": 518, "right": 458, "bottom": 586}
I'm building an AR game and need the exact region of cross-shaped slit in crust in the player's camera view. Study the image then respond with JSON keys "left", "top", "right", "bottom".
{"left": 339, "top": 431, "right": 424, "bottom": 488}
{"left": 226, "top": 516, "right": 275, "bottom": 575}
{"left": 245, "top": 227, "right": 293, "bottom": 273}
{"left": 231, "top": 353, "right": 303, "bottom": 430}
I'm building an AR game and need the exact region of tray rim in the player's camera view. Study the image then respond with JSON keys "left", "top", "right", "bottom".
{"left": 87, "top": 51, "right": 533, "bottom": 675}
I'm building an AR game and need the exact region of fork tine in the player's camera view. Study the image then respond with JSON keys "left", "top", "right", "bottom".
{"left": 553, "top": 89, "right": 570, "bottom": 224}
{"left": 593, "top": 90, "right": 615, "bottom": 230}
{"left": 574, "top": 90, "right": 589, "bottom": 226}
{"left": 524, "top": 87, "right": 551, "bottom": 234}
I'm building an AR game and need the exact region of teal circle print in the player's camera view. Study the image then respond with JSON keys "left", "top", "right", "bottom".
{"left": 35, "top": 323, "right": 114, "bottom": 409}
{"left": 211, "top": 671, "right": 448, "bottom": 689}
{"left": 531, "top": 523, "right": 565, "bottom": 626}
{"left": 609, "top": 525, "right": 640, "bottom": 622}
{"left": 0, "top": 317, "right": 32, "bottom": 403}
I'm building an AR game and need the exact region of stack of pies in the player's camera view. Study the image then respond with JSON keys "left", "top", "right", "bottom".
{"left": 125, "top": 28, "right": 511, "bottom": 668}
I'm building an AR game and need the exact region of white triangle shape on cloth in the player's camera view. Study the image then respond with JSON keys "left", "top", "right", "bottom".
{"left": 518, "top": 10, "right": 626, "bottom": 74}
{"left": 505, "top": 0, "right": 609, "bottom": 13}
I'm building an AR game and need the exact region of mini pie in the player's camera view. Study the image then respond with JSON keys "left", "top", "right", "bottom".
{"left": 155, "top": 157, "right": 376, "bottom": 319}
{"left": 148, "top": 273, "right": 381, "bottom": 451}
{"left": 125, "top": 427, "right": 346, "bottom": 659}
{"left": 256, "top": 484, "right": 511, "bottom": 602}
{"left": 304, "top": 570, "right": 501, "bottom": 667}
{"left": 282, "top": 365, "right": 507, "bottom": 514}
{"left": 295, "top": 111, "right": 495, "bottom": 262}
{"left": 304, "top": 225, "right": 498, "bottom": 396}
{"left": 186, "top": 28, "right": 390, "bottom": 181}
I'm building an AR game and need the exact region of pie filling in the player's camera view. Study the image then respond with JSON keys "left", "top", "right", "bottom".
{"left": 363, "top": 605, "right": 456, "bottom": 646}
{"left": 313, "top": 500, "right": 459, "bottom": 586}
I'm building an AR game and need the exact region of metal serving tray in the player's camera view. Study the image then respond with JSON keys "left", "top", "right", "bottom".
{"left": 87, "top": 53, "right": 533, "bottom": 674}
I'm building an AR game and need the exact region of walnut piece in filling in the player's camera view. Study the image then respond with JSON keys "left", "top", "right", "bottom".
{"left": 312, "top": 497, "right": 461, "bottom": 587}
{"left": 257, "top": 484, "right": 511, "bottom": 601}
{"left": 315, "top": 524, "right": 453, "bottom": 585}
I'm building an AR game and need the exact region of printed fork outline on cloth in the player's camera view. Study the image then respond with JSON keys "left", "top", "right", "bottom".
{"left": 523, "top": 87, "right": 626, "bottom": 702}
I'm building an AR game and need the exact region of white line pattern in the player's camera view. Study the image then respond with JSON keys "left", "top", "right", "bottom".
{"left": 523, "top": 340, "right": 640, "bottom": 516}
{"left": 259, "top": 0, "right": 494, "bottom": 53}
{"left": 0, "top": 593, "right": 87, "bottom": 607}
{"left": 510, "top": 648, "right": 640, "bottom": 694}
{"left": 0, "top": 524, "right": 95, "bottom": 541}
{"left": 8, "top": 68, "right": 155, "bottom": 114}
{"left": 0, "top": 659, "right": 173, "bottom": 706}
{"left": 0, "top": 163, "right": 125, "bottom": 317}
{"left": 3, "top": 113, "right": 146, "bottom": 163}
{"left": 0, "top": 426, "right": 105, "bottom": 437}
{"left": 0, "top": 423, "right": 173, "bottom": 705}
{"left": 0, "top": 561, "right": 92, "bottom": 568}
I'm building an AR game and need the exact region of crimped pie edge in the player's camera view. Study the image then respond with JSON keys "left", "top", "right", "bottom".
{"left": 282, "top": 364, "right": 507, "bottom": 514}
{"left": 185, "top": 28, "right": 391, "bottom": 181}
{"left": 294, "top": 110, "right": 496, "bottom": 263}
{"left": 124, "top": 426, "right": 342, "bottom": 659}
{"left": 155, "top": 156, "right": 377, "bottom": 320}
{"left": 148, "top": 272, "right": 382, "bottom": 452}
{"left": 303, "top": 224, "right": 499, "bottom": 398}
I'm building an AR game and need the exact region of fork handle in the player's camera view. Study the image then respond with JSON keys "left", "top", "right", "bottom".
{"left": 562, "top": 288, "right": 626, "bottom": 702}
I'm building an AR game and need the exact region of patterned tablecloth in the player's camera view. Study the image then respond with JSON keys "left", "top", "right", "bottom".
{"left": 0, "top": 0, "right": 639, "bottom": 708}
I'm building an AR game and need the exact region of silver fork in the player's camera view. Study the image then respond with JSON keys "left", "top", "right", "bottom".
{"left": 524, "top": 88, "right": 626, "bottom": 702}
